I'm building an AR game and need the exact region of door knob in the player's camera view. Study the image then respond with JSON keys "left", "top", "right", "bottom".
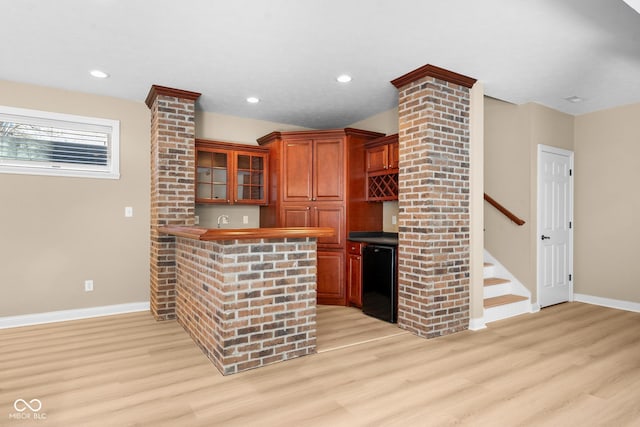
{"left": 541, "top": 235, "right": 551, "bottom": 240}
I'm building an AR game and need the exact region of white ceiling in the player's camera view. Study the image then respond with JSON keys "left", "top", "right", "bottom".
{"left": 2, "top": 0, "right": 640, "bottom": 129}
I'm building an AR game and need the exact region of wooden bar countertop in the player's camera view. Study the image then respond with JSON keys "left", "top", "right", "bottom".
{"left": 158, "top": 225, "right": 334, "bottom": 241}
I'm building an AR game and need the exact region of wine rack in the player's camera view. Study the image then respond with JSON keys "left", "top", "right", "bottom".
{"left": 368, "top": 173, "right": 398, "bottom": 201}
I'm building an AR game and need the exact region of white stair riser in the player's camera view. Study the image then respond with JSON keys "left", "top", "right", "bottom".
{"left": 483, "top": 266, "right": 497, "bottom": 277}
{"left": 483, "top": 250, "right": 533, "bottom": 324}
{"left": 484, "top": 282, "right": 512, "bottom": 299}
{"left": 484, "top": 250, "right": 530, "bottom": 300}
{"left": 485, "top": 300, "right": 531, "bottom": 323}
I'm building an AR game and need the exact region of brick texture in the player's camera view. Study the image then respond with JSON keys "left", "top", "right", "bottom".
{"left": 146, "top": 86, "right": 318, "bottom": 375}
{"left": 148, "top": 92, "right": 198, "bottom": 320}
{"left": 396, "top": 76, "right": 471, "bottom": 338}
{"left": 174, "top": 237, "right": 317, "bottom": 375}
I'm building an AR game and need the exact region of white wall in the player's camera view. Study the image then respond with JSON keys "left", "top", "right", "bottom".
{"left": 574, "top": 103, "right": 640, "bottom": 304}
{"left": 484, "top": 99, "right": 574, "bottom": 303}
{"left": 0, "top": 80, "right": 150, "bottom": 317}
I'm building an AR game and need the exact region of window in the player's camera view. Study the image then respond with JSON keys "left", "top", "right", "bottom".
{"left": 0, "top": 105, "right": 120, "bottom": 179}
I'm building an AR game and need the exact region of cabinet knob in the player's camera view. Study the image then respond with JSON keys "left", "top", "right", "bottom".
{"left": 306, "top": 207, "right": 310, "bottom": 210}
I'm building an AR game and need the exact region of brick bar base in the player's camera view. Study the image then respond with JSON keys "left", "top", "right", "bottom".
{"left": 174, "top": 237, "right": 317, "bottom": 375}
{"left": 393, "top": 66, "right": 474, "bottom": 339}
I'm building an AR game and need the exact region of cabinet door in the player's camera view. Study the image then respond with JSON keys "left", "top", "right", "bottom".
{"left": 283, "top": 139, "right": 313, "bottom": 202}
{"left": 348, "top": 253, "right": 362, "bottom": 307}
{"left": 388, "top": 142, "right": 399, "bottom": 170}
{"left": 234, "top": 151, "right": 267, "bottom": 205}
{"left": 366, "top": 145, "right": 388, "bottom": 172}
{"left": 317, "top": 250, "right": 345, "bottom": 305}
{"left": 313, "top": 138, "right": 344, "bottom": 201}
{"left": 314, "top": 204, "right": 344, "bottom": 248}
{"left": 196, "top": 149, "right": 230, "bottom": 203}
{"left": 281, "top": 205, "right": 312, "bottom": 227}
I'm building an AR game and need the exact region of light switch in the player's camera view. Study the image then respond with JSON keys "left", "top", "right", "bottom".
{"left": 392, "top": 215, "right": 397, "bottom": 225}
{"left": 125, "top": 207, "right": 133, "bottom": 217}
{"left": 242, "top": 215, "right": 249, "bottom": 224}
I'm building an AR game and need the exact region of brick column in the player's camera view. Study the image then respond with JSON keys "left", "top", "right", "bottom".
{"left": 145, "top": 85, "right": 201, "bottom": 320}
{"left": 391, "top": 65, "right": 476, "bottom": 338}
{"left": 174, "top": 237, "right": 318, "bottom": 375}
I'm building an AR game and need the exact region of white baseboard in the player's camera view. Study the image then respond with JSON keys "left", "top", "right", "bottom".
{"left": 469, "top": 317, "right": 487, "bottom": 331}
{"left": 574, "top": 294, "right": 640, "bottom": 313}
{"left": 0, "top": 302, "right": 150, "bottom": 329}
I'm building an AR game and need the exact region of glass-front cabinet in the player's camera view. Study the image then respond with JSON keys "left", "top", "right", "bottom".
{"left": 235, "top": 152, "right": 265, "bottom": 203}
{"left": 196, "top": 149, "right": 229, "bottom": 202}
{"left": 196, "top": 139, "right": 268, "bottom": 205}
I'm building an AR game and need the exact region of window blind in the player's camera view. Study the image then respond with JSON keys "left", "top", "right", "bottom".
{"left": 0, "top": 106, "right": 119, "bottom": 179}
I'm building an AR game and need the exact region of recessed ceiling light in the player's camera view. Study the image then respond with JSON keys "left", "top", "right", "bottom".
{"left": 89, "top": 69, "right": 109, "bottom": 79}
{"left": 246, "top": 97, "right": 260, "bottom": 104}
{"left": 336, "top": 74, "right": 352, "bottom": 83}
{"left": 565, "top": 96, "right": 584, "bottom": 103}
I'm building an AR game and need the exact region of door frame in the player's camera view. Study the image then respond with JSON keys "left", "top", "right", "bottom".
{"left": 536, "top": 144, "right": 574, "bottom": 308}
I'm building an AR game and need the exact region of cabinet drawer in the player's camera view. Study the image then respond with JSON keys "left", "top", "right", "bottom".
{"left": 347, "top": 241, "right": 365, "bottom": 255}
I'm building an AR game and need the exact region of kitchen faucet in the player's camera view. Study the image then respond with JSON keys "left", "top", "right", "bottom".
{"left": 217, "top": 215, "right": 230, "bottom": 228}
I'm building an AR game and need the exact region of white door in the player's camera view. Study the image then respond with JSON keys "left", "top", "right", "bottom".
{"left": 537, "top": 145, "right": 574, "bottom": 308}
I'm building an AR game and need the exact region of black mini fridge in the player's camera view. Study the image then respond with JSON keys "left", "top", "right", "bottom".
{"left": 362, "top": 244, "right": 396, "bottom": 323}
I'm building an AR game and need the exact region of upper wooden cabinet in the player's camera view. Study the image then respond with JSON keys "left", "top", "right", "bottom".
{"left": 196, "top": 139, "right": 268, "bottom": 205}
{"left": 365, "top": 134, "right": 399, "bottom": 201}
{"left": 389, "top": 140, "right": 399, "bottom": 170}
{"left": 365, "top": 134, "right": 399, "bottom": 173}
{"left": 366, "top": 144, "right": 388, "bottom": 172}
{"left": 282, "top": 137, "right": 343, "bottom": 202}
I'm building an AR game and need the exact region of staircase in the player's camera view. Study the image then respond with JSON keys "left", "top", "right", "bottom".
{"left": 483, "top": 251, "right": 532, "bottom": 323}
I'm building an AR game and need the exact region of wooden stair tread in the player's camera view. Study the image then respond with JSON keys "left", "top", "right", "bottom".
{"left": 484, "top": 294, "right": 528, "bottom": 308}
{"left": 484, "top": 277, "right": 510, "bottom": 286}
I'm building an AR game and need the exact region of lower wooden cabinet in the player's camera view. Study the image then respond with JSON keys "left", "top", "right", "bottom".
{"left": 317, "top": 250, "right": 345, "bottom": 305}
{"left": 347, "top": 241, "right": 364, "bottom": 307}
{"left": 280, "top": 204, "right": 344, "bottom": 248}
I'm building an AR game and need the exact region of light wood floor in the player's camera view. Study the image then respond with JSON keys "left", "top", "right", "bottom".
{"left": 316, "top": 305, "right": 407, "bottom": 352}
{"left": 2, "top": 303, "right": 640, "bottom": 426}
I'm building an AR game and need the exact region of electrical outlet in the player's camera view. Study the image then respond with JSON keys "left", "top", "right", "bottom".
{"left": 125, "top": 206, "right": 133, "bottom": 217}
{"left": 242, "top": 215, "right": 249, "bottom": 224}
{"left": 392, "top": 215, "right": 397, "bottom": 225}
{"left": 84, "top": 280, "right": 94, "bottom": 292}
{"left": 194, "top": 215, "right": 200, "bottom": 225}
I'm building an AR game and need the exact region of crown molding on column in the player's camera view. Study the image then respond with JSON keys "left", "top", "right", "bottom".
{"left": 145, "top": 85, "right": 201, "bottom": 109}
{"left": 391, "top": 64, "right": 477, "bottom": 89}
